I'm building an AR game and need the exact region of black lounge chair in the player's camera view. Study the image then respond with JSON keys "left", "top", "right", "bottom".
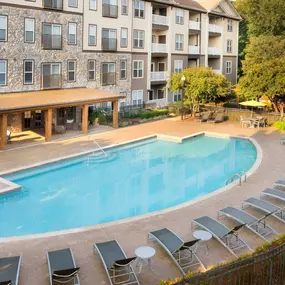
{"left": 218, "top": 207, "right": 277, "bottom": 241}
{"left": 192, "top": 216, "right": 251, "bottom": 257}
{"left": 94, "top": 240, "right": 140, "bottom": 285}
{"left": 47, "top": 248, "right": 80, "bottom": 285}
{"left": 243, "top": 197, "right": 285, "bottom": 224}
{"left": 148, "top": 228, "right": 206, "bottom": 274}
{"left": 0, "top": 256, "right": 21, "bottom": 285}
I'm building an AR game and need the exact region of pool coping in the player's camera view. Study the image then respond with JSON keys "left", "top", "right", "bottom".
{"left": 0, "top": 131, "right": 263, "bottom": 243}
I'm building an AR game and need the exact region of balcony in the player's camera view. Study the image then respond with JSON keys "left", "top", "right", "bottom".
{"left": 42, "top": 34, "right": 62, "bottom": 50}
{"left": 102, "top": 38, "right": 117, "bottom": 51}
{"left": 151, "top": 43, "right": 167, "bottom": 53}
{"left": 43, "top": 0, "right": 63, "bottom": 10}
{"left": 209, "top": 24, "right": 223, "bottom": 34}
{"left": 189, "top": 21, "right": 201, "bottom": 30}
{"left": 208, "top": 47, "right": 221, "bottom": 56}
{"left": 214, "top": 70, "right": 222, "bottom": 74}
{"left": 102, "top": 72, "right": 116, "bottom": 85}
{"left": 102, "top": 4, "right": 118, "bottom": 18}
{"left": 42, "top": 74, "right": 62, "bottom": 90}
{"left": 188, "top": 45, "right": 200, "bottom": 55}
{"left": 150, "top": 72, "right": 167, "bottom": 81}
{"left": 152, "top": 15, "right": 169, "bottom": 26}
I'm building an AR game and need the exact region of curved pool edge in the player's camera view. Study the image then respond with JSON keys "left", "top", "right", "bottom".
{"left": 0, "top": 132, "right": 262, "bottom": 243}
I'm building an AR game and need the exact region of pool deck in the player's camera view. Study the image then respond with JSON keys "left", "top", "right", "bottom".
{"left": 1, "top": 117, "right": 285, "bottom": 285}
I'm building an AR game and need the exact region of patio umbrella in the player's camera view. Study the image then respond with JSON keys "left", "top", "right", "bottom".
{"left": 239, "top": 100, "right": 266, "bottom": 107}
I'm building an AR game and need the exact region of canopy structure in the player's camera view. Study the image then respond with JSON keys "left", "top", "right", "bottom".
{"left": 0, "top": 88, "right": 125, "bottom": 148}
{"left": 239, "top": 100, "right": 266, "bottom": 107}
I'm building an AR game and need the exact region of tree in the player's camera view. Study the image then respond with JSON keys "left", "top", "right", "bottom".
{"left": 168, "top": 67, "right": 231, "bottom": 114}
{"left": 236, "top": 0, "right": 285, "bottom": 37}
{"left": 237, "top": 21, "right": 249, "bottom": 78}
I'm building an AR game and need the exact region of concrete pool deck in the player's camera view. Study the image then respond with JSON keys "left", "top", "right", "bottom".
{"left": 1, "top": 117, "right": 285, "bottom": 285}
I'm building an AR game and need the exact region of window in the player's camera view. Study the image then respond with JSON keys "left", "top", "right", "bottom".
{"left": 90, "top": 0, "right": 97, "bottom": 10}
{"left": 173, "top": 91, "right": 182, "bottom": 102}
{"left": 24, "top": 18, "right": 35, "bottom": 43}
{"left": 102, "top": 28, "right": 117, "bottom": 50}
{"left": 102, "top": 63, "right": 116, "bottom": 85}
{"left": 158, "top": 62, "right": 165, "bottom": 71}
{"left": 43, "top": 0, "right": 63, "bottom": 9}
{"left": 24, "top": 60, "right": 34, "bottom": 85}
{"left": 68, "top": 0, "right": 77, "bottom": 7}
{"left": 121, "top": 28, "right": 128, "bottom": 48}
{"left": 0, "top": 60, "right": 7, "bottom": 86}
{"left": 103, "top": 0, "right": 118, "bottom": 18}
{"left": 89, "top": 24, "right": 97, "bottom": 46}
{"left": 149, "top": 90, "right": 165, "bottom": 101}
{"left": 0, "top": 15, "right": 7, "bottom": 41}
{"left": 152, "top": 35, "right": 156, "bottom": 43}
{"left": 226, "top": 61, "right": 232, "bottom": 74}
{"left": 133, "top": 30, "right": 144, "bottom": 48}
{"left": 88, "top": 60, "right": 96, "bottom": 81}
{"left": 157, "top": 89, "right": 165, "bottom": 99}
{"left": 175, "top": 34, "right": 184, "bottom": 50}
{"left": 42, "top": 63, "right": 61, "bottom": 89}
{"left": 174, "top": 60, "right": 183, "bottom": 73}
{"left": 119, "top": 99, "right": 126, "bottom": 110}
{"left": 120, "top": 60, "right": 127, "bottom": 79}
{"left": 133, "top": 60, "right": 143, "bottom": 78}
{"left": 228, "top": 20, "right": 233, "bottom": 32}
{"left": 68, "top": 23, "right": 77, "bottom": 45}
{"left": 67, "top": 60, "right": 76, "bottom": 82}
{"left": 42, "top": 23, "right": 62, "bottom": 49}
{"left": 227, "top": 39, "right": 232, "bottom": 53}
{"left": 134, "top": 0, "right": 144, "bottom": 18}
{"left": 176, "top": 8, "right": 184, "bottom": 24}
{"left": 122, "top": 0, "right": 128, "bottom": 15}
{"left": 132, "top": 90, "right": 143, "bottom": 106}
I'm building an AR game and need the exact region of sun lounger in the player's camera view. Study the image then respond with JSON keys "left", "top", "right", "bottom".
{"left": 94, "top": 240, "right": 139, "bottom": 285}
{"left": 218, "top": 207, "right": 277, "bottom": 241}
{"left": 192, "top": 216, "right": 251, "bottom": 257}
{"left": 148, "top": 228, "right": 206, "bottom": 275}
{"left": 274, "top": 180, "right": 285, "bottom": 188}
{"left": 0, "top": 256, "right": 22, "bottom": 285}
{"left": 243, "top": 197, "right": 285, "bottom": 224}
{"left": 47, "top": 248, "right": 80, "bottom": 285}
{"left": 195, "top": 112, "right": 211, "bottom": 123}
{"left": 261, "top": 188, "right": 285, "bottom": 202}
{"left": 207, "top": 113, "right": 224, "bottom": 124}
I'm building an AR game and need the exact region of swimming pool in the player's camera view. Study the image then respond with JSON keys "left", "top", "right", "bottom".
{"left": 0, "top": 135, "right": 257, "bottom": 238}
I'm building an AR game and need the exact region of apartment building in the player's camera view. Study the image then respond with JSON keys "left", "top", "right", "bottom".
{"left": 0, "top": 0, "right": 241, "bottom": 132}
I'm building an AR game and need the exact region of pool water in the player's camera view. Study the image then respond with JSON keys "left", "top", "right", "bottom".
{"left": 0, "top": 136, "right": 257, "bottom": 238}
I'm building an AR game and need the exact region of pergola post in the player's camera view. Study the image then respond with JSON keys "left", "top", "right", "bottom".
{"left": 0, "top": 114, "right": 8, "bottom": 149}
{"left": 82, "top": 104, "right": 89, "bottom": 134}
{"left": 45, "top": 108, "right": 53, "bottom": 142}
{"left": 113, "top": 100, "right": 119, "bottom": 128}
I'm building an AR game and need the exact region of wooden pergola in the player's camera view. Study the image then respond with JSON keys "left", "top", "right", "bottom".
{"left": 0, "top": 88, "right": 125, "bottom": 149}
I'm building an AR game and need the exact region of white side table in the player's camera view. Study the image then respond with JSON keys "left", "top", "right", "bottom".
{"left": 193, "top": 230, "right": 212, "bottom": 255}
{"left": 135, "top": 246, "right": 156, "bottom": 273}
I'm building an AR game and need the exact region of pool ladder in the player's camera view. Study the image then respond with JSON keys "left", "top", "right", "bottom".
{"left": 226, "top": 171, "right": 247, "bottom": 186}
{"left": 88, "top": 136, "right": 108, "bottom": 157}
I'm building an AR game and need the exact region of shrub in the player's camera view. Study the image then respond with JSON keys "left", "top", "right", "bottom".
{"left": 139, "top": 109, "right": 168, "bottom": 119}
{"left": 274, "top": 121, "right": 285, "bottom": 132}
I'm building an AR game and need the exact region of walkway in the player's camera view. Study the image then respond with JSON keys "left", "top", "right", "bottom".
{"left": 0, "top": 118, "right": 285, "bottom": 285}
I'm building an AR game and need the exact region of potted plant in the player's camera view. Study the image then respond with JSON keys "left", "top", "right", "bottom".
{"left": 88, "top": 108, "right": 106, "bottom": 126}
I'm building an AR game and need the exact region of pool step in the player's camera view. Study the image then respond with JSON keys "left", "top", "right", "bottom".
{"left": 86, "top": 153, "right": 117, "bottom": 165}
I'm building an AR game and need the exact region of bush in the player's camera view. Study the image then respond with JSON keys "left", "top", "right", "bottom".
{"left": 274, "top": 121, "right": 285, "bottom": 132}
{"left": 139, "top": 109, "right": 169, "bottom": 119}
{"left": 123, "top": 111, "right": 141, "bottom": 119}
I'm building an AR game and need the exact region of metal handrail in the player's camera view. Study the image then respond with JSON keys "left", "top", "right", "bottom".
{"left": 88, "top": 136, "right": 107, "bottom": 157}
{"left": 226, "top": 171, "right": 247, "bottom": 186}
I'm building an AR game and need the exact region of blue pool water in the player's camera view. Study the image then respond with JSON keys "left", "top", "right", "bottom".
{"left": 0, "top": 136, "right": 257, "bottom": 238}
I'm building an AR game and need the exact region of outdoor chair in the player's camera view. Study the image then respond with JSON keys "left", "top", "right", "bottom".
{"left": 65, "top": 119, "right": 75, "bottom": 130}
{"left": 243, "top": 197, "right": 285, "bottom": 224}
{"left": 218, "top": 207, "right": 277, "bottom": 241}
{"left": 240, "top": 116, "right": 251, "bottom": 128}
{"left": 207, "top": 113, "right": 224, "bottom": 124}
{"left": 195, "top": 111, "right": 211, "bottom": 123}
{"left": 0, "top": 256, "right": 22, "bottom": 285}
{"left": 6, "top": 130, "right": 11, "bottom": 143}
{"left": 47, "top": 248, "right": 80, "bottom": 285}
{"left": 254, "top": 117, "right": 266, "bottom": 128}
{"left": 274, "top": 180, "right": 285, "bottom": 188}
{"left": 149, "top": 228, "right": 206, "bottom": 275}
{"left": 53, "top": 124, "right": 66, "bottom": 134}
{"left": 192, "top": 216, "right": 251, "bottom": 257}
{"left": 261, "top": 188, "right": 285, "bottom": 202}
{"left": 94, "top": 240, "right": 140, "bottom": 285}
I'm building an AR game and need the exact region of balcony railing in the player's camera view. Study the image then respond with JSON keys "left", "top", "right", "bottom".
{"left": 42, "top": 34, "right": 62, "bottom": 49}
{"left": 43, "top": 0, "right": 63, "bottom": 10}
{"left": 209, "top": 24, "right": 223, "bottom": 34}
{"left": 102, "top": 72, "right": 116, "bottom": 85}
{"left": 42, "top": 74, "right": 62, "bottom": 90}
{"left": 152, "top": 15, "right": 169, "bottom": 26}
{"left": 102, "top": 4, "right": 118, "bottom": 18}
{"left": 208, "top": 47, "right": 221, "bottom": 55}
{"left": 188, "top": 45, "right": 200, "bottom": 54}
{"left": 151, "top": 43, "right": 167, "bottom": 53}
{"left": 189, "top": 20, "right": 201, "bottom": 30}
{"left": 213, "top": 69, "right": 222, "bottom": 74}
{"left": 102, "top": 38, "right": 117, "bottom": 51}
{"left": 150, "top": 72, "right": 167, "bottom": 81}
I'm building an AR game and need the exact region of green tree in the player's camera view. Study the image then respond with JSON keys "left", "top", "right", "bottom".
{"left": 236, "top": 0, "right": 285, "bottom": 37}
{"left": 168, "top": 67, "right": 231, "bottom": 114}
{"left": 237, "top": 21, "right": 249, "bottom": 78}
